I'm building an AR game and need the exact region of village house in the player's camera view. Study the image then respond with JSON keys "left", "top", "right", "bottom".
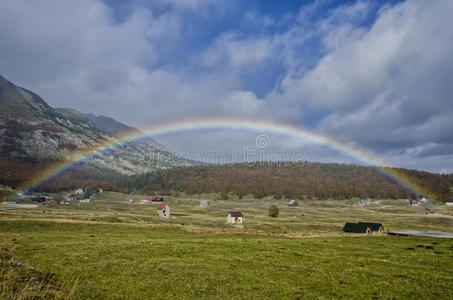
{"left": 200, "top": 200, "right": 208, "bottom": 206}
{"left": 151, "top": 196, "right": 164, "bottom": 202}
{"left": 445, "top": 199, "right": 453, "bottom": 207}
{"left": 227, "top": 211, "right": 243, "bottom": 224}
{"left": 141, "top": 196, "right": 149, "bottom": 203}
{"left": 157, "top": 203, "right": 170, "bottom": 218}
{"left": 288, "top": 200, "right": 298, "bottom": 207}
{"left": 408, "top": 199, "right": 419, "bottom": 206}
{"left": 79, "top": 199, "right": 90, "bottom": 203}
{"left": 343, "top": 222, "right": 384, "bottom": 234}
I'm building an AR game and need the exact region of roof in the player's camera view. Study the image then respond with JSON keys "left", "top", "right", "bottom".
{"left": 200, "top": 200, "right": 208, "bottom": 204}
{"left": 141, "top": 196, "right": 148, "bottom": 200}
{"left": 343, "top": 223, "right": 368, "bottom": 233}
{"left": 157, "top": 203, "right": 168, "bottom": 210}
{"left": 288, "top": 200, "right": 298, "bottom": 205}
{"left": 358, "top": 222, "right": 383, "bottom": 231}
{"left": 343, "top": 222, "right": 383, "bottom": 233}
{"left": 152, "top": 196, "right": 163, "bottom": 201}
{"left": 228, "top": 211, "right": 243, "bottom": 217}
{"left": 445, "top": 199, "right": 453, "bottom": 203}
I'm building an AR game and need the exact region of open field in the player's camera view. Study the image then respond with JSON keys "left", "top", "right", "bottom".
{"left": 1, "top": 192, "right": 453, "bottom": 299}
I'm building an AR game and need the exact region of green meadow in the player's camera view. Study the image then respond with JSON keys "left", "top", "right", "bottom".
{"left": 1, "top": 192, "right": 453, "bottom": 299}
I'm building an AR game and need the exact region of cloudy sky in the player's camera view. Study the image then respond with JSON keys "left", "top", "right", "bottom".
{"left": 1, "top": 0, "right": 452, "bottom": 173}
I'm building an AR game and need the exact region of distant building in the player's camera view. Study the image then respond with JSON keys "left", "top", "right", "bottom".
{"left": 200, "top": 200, "right": 208, "bottom": 206}
{"left": 445, "top": 199, "right": 453, "bottom": 207}
{"left": 151, "top": 196, "right": 163, "bottom": 202}
{"left": 157, "top": 203, "right": 170, "bottom": 218}
{"left": 343, "top": 222, "right": 384, "bottom": 234}
{"left": 75, "top": 189, "right": 84, "bottom": 195}
{"left": 288, "top": 200, "right": 298, "bottom": 207}
{"left": 141, "top": 196, "right": 149, "bottom": 203}
{"left": 227, "top": 211, "right": 243, "bottom": 224}
{"left": 79, "top": 199, "right": 90, "bottom": 203}
{"left": 408, "top": 199, "right": 419, "bottom": 206}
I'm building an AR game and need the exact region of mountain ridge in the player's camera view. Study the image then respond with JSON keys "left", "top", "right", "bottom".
{"left": 0, "top": 74, "right": 193, "bottom": 174}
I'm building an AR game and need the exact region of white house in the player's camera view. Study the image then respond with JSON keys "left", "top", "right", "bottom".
{"left": 75, "top": 189, "right": 83, "bottom": 195}
{"left": 79, "top": 199, "right": 90, "bottom": 203}
{"left": 445, "top": 199, "right": 453, "bottom": 206}
{"left": 157, "top": 203, "right": 170, "bottom": 218}
{"left": 200, "top": 200, "right": 208, "bottom": 206}
{"left": 227, "top": 211, "right": 243, "bottom": 224}
{"left": 288, "top": 200, "right": 298, "bottom": 207}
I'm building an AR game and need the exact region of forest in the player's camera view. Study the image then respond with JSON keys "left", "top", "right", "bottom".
{"left": 1, "top": 160, "right": 452, "bottom": 201}
{"left": 125, "top": 162, "right": 453, "bottom": 201}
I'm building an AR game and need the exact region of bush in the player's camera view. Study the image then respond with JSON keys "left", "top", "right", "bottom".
{"left": 219, "top": 192, "right": 229, "bottom": 200}
{"left": 268, "top": 205, "right": 279, "bottom": 217}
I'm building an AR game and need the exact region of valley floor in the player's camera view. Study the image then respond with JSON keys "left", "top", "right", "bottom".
{"left": 1, "top": 192, "right": 453, "bottom": 299}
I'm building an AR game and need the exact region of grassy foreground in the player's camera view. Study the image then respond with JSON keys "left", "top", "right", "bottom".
{"left": 1, "top": 220, "right": 453, "bottom": 299}
{"left": 1, "top": 191, "right": 453, "bottom": 299}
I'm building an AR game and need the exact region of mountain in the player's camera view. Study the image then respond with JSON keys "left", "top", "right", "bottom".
{"left": 0, "top": 74, "right": 193, "bottom": 175}
{"left": 83, "top": 113, "right": 137, "bottom": 137}
{"left": 83, "top": 113, "right": 167, "bottom": 151}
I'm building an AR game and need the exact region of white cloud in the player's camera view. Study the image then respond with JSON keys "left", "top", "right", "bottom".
{"left": 0, "top": 0, "right": 452, "bottom": 172}
{"left": 277, "top": 1, "right": 453, "bottom": 154}
{"left": 202, "top": 33, "right": 277, "bottom": 67}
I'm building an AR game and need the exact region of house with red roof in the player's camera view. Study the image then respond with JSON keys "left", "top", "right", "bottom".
{"left": 151, "top": 196, "right": 163, "bottom": 202}
{"left": 157, "top": 203, "right": 170, "bottom": 218}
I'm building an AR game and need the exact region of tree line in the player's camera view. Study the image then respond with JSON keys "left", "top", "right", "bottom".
{"left": 1, "top": 159, "right": 452, "bottom": 201}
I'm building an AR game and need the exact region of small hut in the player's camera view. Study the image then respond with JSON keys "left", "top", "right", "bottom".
{"left": 343, "top": 222, "right": 384, "bottom": 234}
{"left": 227, "top": 211, "right": 243, "bottom": 224}
{"left": 445, "top": 199, "right": 453, "bottom": 207}
{"left": 152, "top": 196, "right": 164, "bottom": 202}
{"left": 200, "top": 200, "right": 208, "bottom": 206}
{"left": 141, "top": 196, "right": 149, "bottom": 203}
{"left": 157, "top": 203, "right": 170, "bottom": 218}
{"left": 288, "top": 200, "right": 298, "bottom": 207}
{"left": 408, "top": 199, "right": 419, "bottom": 206}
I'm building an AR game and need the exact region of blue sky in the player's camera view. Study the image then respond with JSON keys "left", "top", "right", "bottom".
{"left": 0, "top": 0, "right": 452, "bottom": 172}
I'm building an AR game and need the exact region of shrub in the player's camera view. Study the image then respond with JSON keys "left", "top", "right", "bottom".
{"left": 268, "top": 205, "right": 279, "bottom": 217}
{"left": 219, "top": 192, "right": 229, "bottom": 200}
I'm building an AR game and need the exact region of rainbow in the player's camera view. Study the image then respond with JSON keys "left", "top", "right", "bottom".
{"left": 23, "top": 117, "right": 423, "bottom": 196}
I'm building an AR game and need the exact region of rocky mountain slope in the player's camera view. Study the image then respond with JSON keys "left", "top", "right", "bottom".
{"left": 0, "top": 75, "right": 193, "bottom": 175}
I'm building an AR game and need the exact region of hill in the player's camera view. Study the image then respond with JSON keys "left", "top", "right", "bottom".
{"left": 0, "top": 74, "right": 193, "bottom": 176}
{"left": 120, "top": 162, "right": 453, "bottom": 201}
